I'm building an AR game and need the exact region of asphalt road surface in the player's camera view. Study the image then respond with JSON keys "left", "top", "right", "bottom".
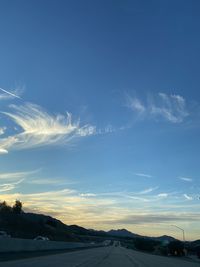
{"left": 0, "top": 246, "right": 199, "bottom": 267}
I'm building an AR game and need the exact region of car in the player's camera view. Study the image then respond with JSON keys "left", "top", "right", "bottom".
{"left": 0, "top": 231, "right": 11, "bottom": 238}
{"left": 33, "top": 236, "right": 49, "bottom": 241}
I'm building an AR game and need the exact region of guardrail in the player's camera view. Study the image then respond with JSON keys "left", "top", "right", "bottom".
{"left": 0, "top": 237, "right": 98, "bottom": 252}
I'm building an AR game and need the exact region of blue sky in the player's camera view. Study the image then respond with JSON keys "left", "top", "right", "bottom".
{"left": 0, "top": 0, "right": 200, "bottom": 240}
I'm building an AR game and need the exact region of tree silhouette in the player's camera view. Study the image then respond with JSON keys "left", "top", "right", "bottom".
{"left": 0, "top": 201, "right": 12, "bottom": 214}
{"left": 12, "top": 200, "right": 23, "bottom": 214}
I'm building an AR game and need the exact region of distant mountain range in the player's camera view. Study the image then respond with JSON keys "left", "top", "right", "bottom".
{"left": 108, "top": 229, "right": 140, "bottom": 238}
{"left": 0, "top": 210, "right": 198, "bottom": 245}
{"left": 107, "top": 229, "right": 177, "bottom": 243}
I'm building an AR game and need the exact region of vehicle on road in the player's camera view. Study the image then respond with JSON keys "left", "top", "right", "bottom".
{"left": 33, "top": 236, "right": 49, "bottom": 241}
{"left": 0, "top": 231, "right": 11, "bottom": 238}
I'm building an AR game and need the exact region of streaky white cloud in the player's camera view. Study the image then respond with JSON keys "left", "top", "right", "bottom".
{"left": 150, "top": 93, "right": 189, "bottom": 123}
{"left": 0, "top": 170, "right": 39, "bottom": 180}
{"left": 27, "top": 177, "right": 75, "bottom": 186}
{"left": 0, "top": 148, "right": 8, "bottom": 154}
{"left": 0, "top": 103, "right": 96, "bottom": 153}
{"left": 26, "top": 188, "right": 76, "bottom": 198}
{"left": 126, "top": 92, "right": 189, "bottom": 123}
{"left": 96, "top": 124, "right": 117, "bottom": 135}
{"left": 127, "top": 195, "right": 149, "bottom": 202}
{"left": 80, "top": 193, "right": 97, "bottom": 197}
{"left": 104, "top": 125, "right": 116, "bottom": 133}
{"left": 184, "top": 194, "right": 193, "bottom": 200}
{"left": 157, "top": 193, "right": 168, "bottom": 198}
{"left": 27, "top": 179, "right": 61, "bottom": 185}
{"left": 127, "top": 96, "right": 146, "bottom": 113}
{"left": 0, "top": 87, "right": 22, "bottom": 100}
{"left": 138, "top": 187, "right": 158, "bottom": 195}
{"left": 77, "top": 125, "right": 96, "bottom": 136}
{"left": 134, "top": 172, "right": 152, "bottom": 178}
{"left": 0, "top": 127, "right": 6, "bottom": 135}
{"left": 0, "top": 179, "right": 24, "bottom": 192}
{"left": 106, "top": 212, "right": 200, "bottom": 225}
{"left": 179, "top": 177, "right": 193, "bottom": 182}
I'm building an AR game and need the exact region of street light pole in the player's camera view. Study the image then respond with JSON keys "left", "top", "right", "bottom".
{"left": 171, "top": 224, "right": 185, "bottom": 242}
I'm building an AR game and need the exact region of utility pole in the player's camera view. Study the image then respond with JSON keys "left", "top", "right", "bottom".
{"left": 171, "top": 224, "right": 185, "bottom": 242}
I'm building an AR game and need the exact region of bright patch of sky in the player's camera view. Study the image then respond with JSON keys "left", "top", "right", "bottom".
{"left": 0, "top": 0, "right": 200, "bottom": 240}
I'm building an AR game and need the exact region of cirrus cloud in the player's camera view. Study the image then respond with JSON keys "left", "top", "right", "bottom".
{"left": 0, "top": 87, "right": 22, "bottom": 100}
{"left": 179, "top": 177, "right": 193, "bottom": 182}
{"left": 0, "top": 103, "right": 96, "bottom": 153}
{"left": 126, "top": 92, "right": 189, "bottom": 123}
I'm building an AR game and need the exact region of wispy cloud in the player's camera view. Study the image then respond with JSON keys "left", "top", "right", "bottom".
{"left": 0, "top": 103, "right": 96, "bottom": 153}
{"left": 134, "top": 172, "right": 152, "bottom": 178}
{"left": 137, "top": 187, "right": 158, "bottom": 195}
{"left": 0, "top": 179, "right": 24, "bottom": 192}
{"left": 151, "top": 93, "right": 188, "bottom": 123}
{"left": 0, "top": 148, "right": 8, "bottom": 154}
{"left": 0, "top": 127, "right": 6, "bottom": 135}
{"left": 104, "top": 212, "right": 200, "bottom": 225}
{"left": 157, "top": 193, "right": 168, "bottom": 198}
{"left": 0, "top": 170, "right": 39, "bottom": 180}
{"left": 126, "top": 95, "right": 146, "bottom": 114}
{"left": 27, "top": 177, "right": 75, "bottom": 186}
{"left": 0, "top": 188, "right": 117, "bottom": 220}
{"left": 183, "top": 194, "right": 193, "bottom": 200}
{"left": 0, "top": 87, "right": 22, "bottom": 100}
{"left": 126, "top": 92, "right": 189, "bottom": 123}
{"left": 179, "top": 177, "right": 193, "bottom": 182}
{"left": 80, "top": 193, "right": 97, "bottom": 197}
{"left": 127, "top": 195, "right": 149, "bottom": 202}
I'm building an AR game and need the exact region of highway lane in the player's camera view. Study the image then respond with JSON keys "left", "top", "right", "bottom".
{"left": 0, "top": 246, "right": 199, "bottom": 267}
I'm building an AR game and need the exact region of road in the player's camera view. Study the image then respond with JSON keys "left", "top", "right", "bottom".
{"left": 0, "top": 245, "right": 199, "bottom": 267}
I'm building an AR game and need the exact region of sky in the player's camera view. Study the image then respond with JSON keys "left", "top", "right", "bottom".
{"left": 0, "top": 0, "right": 200, "bottom": 240}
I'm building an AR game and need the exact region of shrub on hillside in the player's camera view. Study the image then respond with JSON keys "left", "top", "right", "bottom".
{"left": 195, "top": 246, "right": 200, "bottom": 259}
{"left": 134, "top": 238, "right": 159, "bottom": 252}
{"left": 168, "top": 241, "right": 185, "bottom": 256}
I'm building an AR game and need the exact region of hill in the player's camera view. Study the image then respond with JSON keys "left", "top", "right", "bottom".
{"left": 0, "top": 201, "right": 189, "bottom": 244}
{"left": 108, "top": 229, "right": 140, "bottom": 238}
{"left": 152, "top": 235, "right": 177, "bottom": 243}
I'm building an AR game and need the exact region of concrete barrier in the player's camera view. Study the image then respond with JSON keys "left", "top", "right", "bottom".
{"left": 0, "top": 237, "right": 95, "bottom": 252}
